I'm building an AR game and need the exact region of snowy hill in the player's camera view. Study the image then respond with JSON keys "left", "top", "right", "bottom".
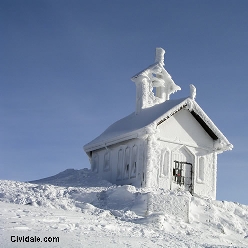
{"left": 1, "top": 169, "right": 248, "bottom": 247}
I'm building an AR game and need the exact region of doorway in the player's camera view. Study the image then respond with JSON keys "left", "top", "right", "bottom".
{"left": 173, "top": 161, "right": 193, "bottom": 194}
{"left": 171, "top": 146, "right": 194, "bottom": 195}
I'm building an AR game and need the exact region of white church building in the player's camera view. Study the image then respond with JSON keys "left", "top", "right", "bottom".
{"left": 84, "top": 48, "right": 233, "bottom": 199}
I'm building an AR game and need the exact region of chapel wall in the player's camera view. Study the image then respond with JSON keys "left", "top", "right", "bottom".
{"left": 154, "top": 110, "right": 217, "bottom": 198}
{"left": 193, "top": 152, "right": 217, "bottom": 199}
{"left": 156, "top": 139, "right": 216, "bottom": 199}
{"left": 90, "top": 138, "right": 146, "bottom": 187}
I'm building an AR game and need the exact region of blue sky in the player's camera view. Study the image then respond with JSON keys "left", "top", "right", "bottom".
{"left": 1, "top": 0, "right": 248, "bottom": 204}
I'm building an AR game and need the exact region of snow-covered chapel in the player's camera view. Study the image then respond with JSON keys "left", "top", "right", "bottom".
{"left": 84, "top": 48, "right": 233, "bottom": 199}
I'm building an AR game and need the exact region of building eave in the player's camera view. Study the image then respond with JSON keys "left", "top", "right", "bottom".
{"left": 83, "top": 128, "right": 145, "bottom": 153}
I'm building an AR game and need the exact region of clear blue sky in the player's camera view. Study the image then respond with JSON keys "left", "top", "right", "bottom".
{"left": 1, "top": 0, "right": 248, "bottom": 204}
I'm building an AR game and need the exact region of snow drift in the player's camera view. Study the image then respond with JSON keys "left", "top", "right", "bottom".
{"left": 1, "top": 168, "right": 248, "bottom": 247}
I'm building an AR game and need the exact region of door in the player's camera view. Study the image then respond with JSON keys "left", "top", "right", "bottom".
{"left": 173, "top": 161, "right": 193, "bottom": 194}
{"left": 171, "top": 147, "right": 194, "bottom": 194}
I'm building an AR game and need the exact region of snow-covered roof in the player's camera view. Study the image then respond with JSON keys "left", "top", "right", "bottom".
{"left": 131, "top": 47, "right": 165, "bottom": 80}
{"left": 131, "top": 62, "right": 161, "bottom": 80}
{"left": 84, "top": 97, "right": 233, "bottom": 153}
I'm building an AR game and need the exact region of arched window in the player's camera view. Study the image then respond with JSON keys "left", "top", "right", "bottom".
{"left": 124, "top": 147, "right": 130, "bottom": 179}
{"left": 104, "top": 151, "right": 110, "bottom": 171}
{"left": 117, "top": 149, "right": 123, "bottom": 180}
{"left": 160, "top": 150, "right": 169, "bottom": 177}
{"left": 91, "top": 153, "right": 99, "bottom": 173}
{"left": 199, "top": 157, "right": 205, "bottom": 181}
{"left": 131, "top": 145, "right": 138, "bottom": 178}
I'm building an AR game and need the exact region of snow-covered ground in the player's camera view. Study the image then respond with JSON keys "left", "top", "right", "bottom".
{"left": 1, "top": 169, "right": 248, "bottom": 247}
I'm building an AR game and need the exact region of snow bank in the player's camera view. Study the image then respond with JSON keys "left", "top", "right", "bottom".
{"left": 1, "top": 169, "right": 248, "bottom": 247}
{"left": 147, "top": 189, "right": 191, "bottom": 223}
{"left": 30, "top": 168, "right": 112, "bottom": 187}
{"left": 190, "top": 196, "right": 248, "bottom": 238}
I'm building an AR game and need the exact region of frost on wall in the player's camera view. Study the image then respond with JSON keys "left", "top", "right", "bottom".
{"left": 190, "top": 84, "right": 196, "bottom": 101}
{"left": 145, "top": 134, "right": 161, "bottom": 188}
{"left": 104, "top": 152, "right": 110, "bottom": 171}
{"left": 132, "top": 48, "right": 181, "bottom": 114}
{"left": 193, "top": 152, "right": 217, "bottom": 199}
{"left": 212, "top": 152, "right": 217, "bottom": 198}
{"left": 124, "top": 147, "right": 131, "bottom": 180}
{"left": 91, "top": 153, "right": 99, "bottom": 173}
{"left": 147, "top": 190, "right": 191, "bottom": 223}
{"left": 130, "top": 145, "right": 138, "bottom": 178}
{"left": 116, "top": 149, "right": 123, "bottom": 181}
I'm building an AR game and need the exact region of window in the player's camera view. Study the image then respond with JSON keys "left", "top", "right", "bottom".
{"left": 160, "top": 150, "right": 169, "bottom": 177}
{"left": 104, "top": 152, "right": 110, "bottom": 171}
{"left": 198, "top": 157, "right": 205, "bottom": 181}
{"left": 124, "top": 147, "right": 130, "bottom": 179}
{"left": 117, "top": 149, "right": 123, "bottom": 180}
{"left": 152, "top": 86, "right": 156, "bottom": 96}
{"left": 131, "top": 145, "right": 137, "bottom": 178}
{"left": 91, "top": 153, "right": 99, "bottom": 173}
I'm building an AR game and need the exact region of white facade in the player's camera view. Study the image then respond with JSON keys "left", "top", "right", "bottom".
{"left": 154, "top": 109, "right": 217, "bottom": 199}
{"left": 84, "top": 48, "right": 233, "bottom": 199}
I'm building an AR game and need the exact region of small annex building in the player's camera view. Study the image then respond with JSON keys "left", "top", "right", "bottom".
{"left": 84, "top": 48, "right": 233, "bottom": 199}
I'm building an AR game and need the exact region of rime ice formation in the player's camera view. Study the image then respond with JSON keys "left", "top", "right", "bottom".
{"left": 190, "top": 84, "right": 196, "bottom": 100}
{"left": 155, "top": 47, "right": 165, "bottom": 64}
{"left": 84, "top": 48, "right": 233, "bottom": 200}
{"left": 131, "top": 48, "right": 181, "bottom": 114}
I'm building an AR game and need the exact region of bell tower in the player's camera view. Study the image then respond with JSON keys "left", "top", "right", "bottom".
{"left": 131, "top": 48, "right": 181, "bottom": 114}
